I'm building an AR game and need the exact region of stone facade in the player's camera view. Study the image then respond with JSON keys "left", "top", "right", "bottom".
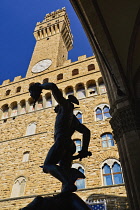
{"left": 0, "top": 8, "right": 127, "bottom": 209}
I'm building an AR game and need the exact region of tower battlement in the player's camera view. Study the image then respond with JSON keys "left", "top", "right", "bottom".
{"left": 33, "top": 8, "right": 73, "bottom": 52}
{"left": 44, "top": 7, "right": 66, "bottom": 20}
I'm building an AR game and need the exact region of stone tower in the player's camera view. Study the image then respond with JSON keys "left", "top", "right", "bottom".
{"left": 0, "top": 8, "right": 128, "bottom": 210}
{"left": 26, "top": 8, "right": 73, "bottom": 77}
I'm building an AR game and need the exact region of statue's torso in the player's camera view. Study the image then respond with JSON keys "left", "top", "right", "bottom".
{"left": 54, "top": 101, "right": 74, "bottom": 137}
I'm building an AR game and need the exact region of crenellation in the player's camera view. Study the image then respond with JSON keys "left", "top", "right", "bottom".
{"left": 13, "top": 76, "right": 22, "bottom": 82}
{"left": 78, "top": 55, "right": 87, "bottom": 61}
{"left": 2, "top": 79, "right": 11, "bottom": 85}
{"left": 63, "top": 59, "right": 71, "bottom": 65}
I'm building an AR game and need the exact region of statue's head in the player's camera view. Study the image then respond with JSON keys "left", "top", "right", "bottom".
{"left": 29, "top": 83, "right": 42, "bottom": 107}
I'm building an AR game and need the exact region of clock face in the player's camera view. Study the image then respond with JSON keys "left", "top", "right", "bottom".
{"left": 31, "top": 59, "right": 52, "bottom": 73}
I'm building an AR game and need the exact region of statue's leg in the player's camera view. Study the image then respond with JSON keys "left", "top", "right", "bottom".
{"left": 59, "top": 144, "right": 73, "bottom": 192}
{"left": 59, "top": 140, "right": 85, "bottom": 191}
{"left": 59, "top": 139, "right": 75, "bottom": 172}
{"left": 43, "top": 138, "right": 77, "bottom": 193}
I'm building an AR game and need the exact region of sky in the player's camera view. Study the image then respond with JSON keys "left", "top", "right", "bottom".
{"left": 0, "top": 0, "right": 93, "bottom": 85}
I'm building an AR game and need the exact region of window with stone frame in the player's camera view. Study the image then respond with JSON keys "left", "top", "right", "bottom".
{"left": 10, "top": 102, "right": 18, "bottom": 117}
{"left": 87, "top": 80, "right": 97, "bottom": 96}
{"left": 88, "top": 64, "right": 95, "bottom": 71}
{"left": 98, "top": 78, "right": 106, "bottom": 94}
{"left": 72, "top": 163, "right": 85, "bottom": 189}
{"left": 57, "top": 73, "right": 63, "bottom": 80}
{"left": 28, "top": 98, "right": 35, "bottom": 112}
{"left": 101, "top": 133, "right": 114, "bottom": 147}
{"left": 16, "top": 86, "right": 21, "bottom": 93}
{"left": 76, "top": 83, "right": 86, "bottom": 99}
{"left": 65, "top": 86, "right": 74, "bottom": 98}
{"left": 72, "top": 69, "right": 79, "bottom": 76}
{"left": 76, "top": 112, "right": 82, "bottom": 123}
{"left": 95, "top": 104, "right": 111, "bottom": 121}
{"left": 20, "top": 100, "right": 26, "bottom": 114}
{"left": 22, "top": 151, "right": 30, "bottom": 162}
{"left": 45, "top": 93, "right": 52, "bottom": 107}
{"left": 1, "top": 104, "right": 9, "bottom": 119}
{"left": 37, "top": 95, "right": 43, "bottom": 110}
{"left": 103, "top": 106, "right": 111, "bottom": 119}
{"left": 6, "top": 89, "right": 11, "bottom": 96}
{"left": 102, "top": 159, "right": 124, "bottom": 186}
{"left": 74, "top": 110, "right": 83, "bottom": 123}
{"left": 26, "top": 122, "right": 36, "bottom": 136}
{"left": 11, "top": 176, "right": 26, "bottom": 198}
{"left": 96, "top": 107, "right": 103, "bottom": 121}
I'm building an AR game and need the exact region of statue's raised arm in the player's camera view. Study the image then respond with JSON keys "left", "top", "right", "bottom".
{"left": 29, "top": 82, "right": 66, "bottom": 107}
{"left": 41, "top": 82, "right": 66, "bottom": 105}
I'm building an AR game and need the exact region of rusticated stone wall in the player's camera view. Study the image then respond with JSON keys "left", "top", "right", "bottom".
{"left": 0, "top": 55, "right": 127, "bottom": 209}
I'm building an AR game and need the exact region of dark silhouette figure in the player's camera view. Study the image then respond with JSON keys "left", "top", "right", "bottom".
{"left": 29, "top": 82, "right": 91, "bottom": 193}
{"left": 21, "top": 193, "right": 91, "bottom": 210}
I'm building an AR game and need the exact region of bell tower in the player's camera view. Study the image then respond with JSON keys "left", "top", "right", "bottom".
{"left": 26, "top": 8, "right": 73, "bottom": 77}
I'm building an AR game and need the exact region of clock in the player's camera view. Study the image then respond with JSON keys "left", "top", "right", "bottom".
{"left": 31, "top": 59, "right": 52, "bottom": 73}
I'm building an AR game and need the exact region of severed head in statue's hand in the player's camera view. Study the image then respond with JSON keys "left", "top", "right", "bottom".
{"left": 29, "top": 83, "right": 42, "bottom": 107}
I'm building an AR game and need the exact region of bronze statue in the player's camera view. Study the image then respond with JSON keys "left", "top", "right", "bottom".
{"left": 21, "top": 193, "right": 91, "bottom": 210}
{"left": 29, "top": 82, "right": 91, "bottom": 193}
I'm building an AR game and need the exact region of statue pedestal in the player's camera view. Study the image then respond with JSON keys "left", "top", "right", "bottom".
{"left": 21, "top": 192, "right": 90, "bottom": 210}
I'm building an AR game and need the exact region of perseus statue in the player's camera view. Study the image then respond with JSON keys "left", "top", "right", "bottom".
{"left": 29, "top": 82, "right": 91, "bottom": 193}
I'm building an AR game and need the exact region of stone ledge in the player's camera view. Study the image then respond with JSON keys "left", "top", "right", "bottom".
{"left": 0, "top": 184, "right": 125, "bottom": 202}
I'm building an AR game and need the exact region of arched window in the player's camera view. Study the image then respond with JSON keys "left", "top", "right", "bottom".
{"left": 103, "top": 164, "right": 113, "bottom": 185}
{"left": 26, "top": 122, "right": 36, "bottom": 136}
{"left": 87, "top": 80, "right": 97, "bottom": 96}
{"left": 76, "top": 112, "right": 82, "bottom": 123}
{"left": 20, "top": 100, "right": 26, "bottom": 114}
{"left": 95, "top": 104, "right": 111, "bottom": 121}
{"left": 10, "top": 102, "right": 18, "bottom": 117}
{"left": 102, "top": 159, "right": 124, "bottom": 186}
{"left": 16, "top": 86, "right": 21, "bottom": 93}
{"left": 72, "top": 163, "right": 85, "bottom": 189}
{"left": 11, "top": 176, "right": 26, "bottom": 197}
{"left": 101, "top": 133, "right": 114, "bottom": 147}
{"left": 45, "top": 93, "right": 52, "bottom": 108}
{"left": 76, "top": 83, "right": 86, "bottom": 99}
{"left": 98, "top": 78, "right": 106, "bottom": 94}
{"left": 57, "top": 73, "right": 63, "bottom": 80}
{"left": 88, "top": 64, "right": 95, "bottom": 71}
{"left": 6, "top": 89, "right": 11, "bottom": 96}
{"left": 1, "top": 104, "right": 9, "bottom": 119}
{"left": 65, "top": 86, "right": 74, "bottom": 98}
{"left": 28, "top": 98, "right": 35, "bottom": 112}
{"left": 74, "top": 139, "right": 82, "bottom": 153}
{"left": 96, "top": 108, "right": 103, "bottom": 120}
{"left": 72, "top": 69, "right": 79, "bottom": 76}
{"left": 37, "top": 96, "right": 43, "bottom": 110}
{"left": 43, "top": 78, "right": 49, "bottom": 83}
{"left": 22, "top": 152, "right": 30, "bottom": 162}
{"left": 113, "top": 162, "right": 124, "bottom": 185}
{"left": 103, "top": 106, "right": 111, "bottom": 119}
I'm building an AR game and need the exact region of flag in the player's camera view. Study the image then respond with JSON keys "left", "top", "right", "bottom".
{"left": 87, "top": 204, "right": 105, "bottom": 210}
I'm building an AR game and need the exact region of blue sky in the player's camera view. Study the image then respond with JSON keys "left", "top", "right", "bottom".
{"left": 0, "top": 0, "right": 93, "bottom": 85}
